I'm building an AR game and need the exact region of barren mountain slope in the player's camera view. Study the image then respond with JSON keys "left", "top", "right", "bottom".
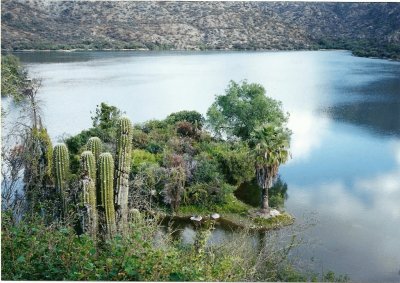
{"left": 2, "top": 1, "right": 400, "bottom": 58}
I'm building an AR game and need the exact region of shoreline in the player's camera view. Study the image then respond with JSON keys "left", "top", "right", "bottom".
{"left": 5, "top": 48, "right": 399, "bottom": 61}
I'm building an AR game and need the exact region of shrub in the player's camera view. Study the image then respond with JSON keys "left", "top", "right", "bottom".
{"left": 166, "top": 110, "right": 205, "bottom": 130}
{"left": 176, "top": 121, "right": 197, "bottom": 138}
{"left": 192, "top": 153, "right": 223, "bottom": 184}
{"left": 216, "top": 144, "right": 254, "bottom": 185}
{"left": 131, "top": 149, "right": 159, "bottom": 175}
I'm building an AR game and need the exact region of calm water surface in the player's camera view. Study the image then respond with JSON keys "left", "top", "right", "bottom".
{"left": 10, "top": 50, "right": 400, "bottom": 282}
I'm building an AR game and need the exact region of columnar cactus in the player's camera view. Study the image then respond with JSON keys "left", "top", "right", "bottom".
{"left": 98, "top": 152, "right": 116, "bottom": 237}
{"left": 53, "top": 144, "right": 70, "bottom": 218}
{"left": 86, "top": 137, "right": 102, "bottom": 163}
{"left": 81, "top": 151, "right": 96, "bottom": 181}
{"left": 114, "top": 117, "right": 133, "bottom": 233}
{"left": 79, "top": 151, "right": 97, "bottom": 237}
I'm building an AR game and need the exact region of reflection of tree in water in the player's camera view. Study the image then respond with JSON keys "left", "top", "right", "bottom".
{"left": 269, "top": 177, "right": 288, "bottom": 209}
{"left": 235, "top": 176, "right": 289, "bottom": 209}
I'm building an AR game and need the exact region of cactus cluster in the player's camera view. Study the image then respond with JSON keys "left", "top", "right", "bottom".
{"left": 51, "top": 116, "right": 133, "bottom": 239}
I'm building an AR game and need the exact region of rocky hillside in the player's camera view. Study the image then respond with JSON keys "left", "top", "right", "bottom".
{"left": 2, "top": 1, "right": 400, "bottom": 59}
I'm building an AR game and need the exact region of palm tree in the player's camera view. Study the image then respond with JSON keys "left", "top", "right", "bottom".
{"left": 250, "top": 123, "right": 291, "bottom": 213}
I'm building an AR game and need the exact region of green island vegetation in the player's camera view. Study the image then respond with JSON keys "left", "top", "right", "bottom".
{"left": 1, "top": 55, "right": 349, "bottom": 281}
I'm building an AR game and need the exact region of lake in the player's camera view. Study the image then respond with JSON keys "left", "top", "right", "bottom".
{"left": 10, "top": 50, "right": 400, "bottom": 282}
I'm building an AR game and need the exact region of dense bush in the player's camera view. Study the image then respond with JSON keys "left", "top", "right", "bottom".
{"left": 192, "top": 153, "right": 223, "bottom": 184}
{"left": 175, "top": 121, "right": 198, "bottom": 138}
{"left": 62, "top": 103, "right": 288, "bottom": 212}
{"left": 2, "top": 211, "right": 349, "bottom": 282}
{"left": 166, "top": 110, "right": 205, "bottom": 130}
{"left": 1, "top": 212, "right": 254, "bottom": 281}
{"left": 131, "top": 149, "right": 159, "bottom": 175}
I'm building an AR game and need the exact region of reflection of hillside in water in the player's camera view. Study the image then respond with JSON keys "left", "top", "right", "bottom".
{"left": 324, "top": 101, "right": 400, "bottom": 137}
{"left": 322, "top": 75, "right": 400, "bottom": 137}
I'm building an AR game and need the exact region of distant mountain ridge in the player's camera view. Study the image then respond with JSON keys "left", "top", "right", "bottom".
{"left": 2, "top": 1, "right": 400, "bottom": 59}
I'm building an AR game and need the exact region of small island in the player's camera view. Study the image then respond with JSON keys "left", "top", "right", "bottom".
{"left": 60, "top": 79, "right": 294, "bottom": 231}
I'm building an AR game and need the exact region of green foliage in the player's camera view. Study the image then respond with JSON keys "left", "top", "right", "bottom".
{"left": 317, "top": 38, "right": 400, "bottom": 60}
{"left": 91, "top": 103, "right": 123, "bottom": 141}
{"left": 322, "top": 271, "right": 350, "bottom": 282}
{"left": 208, "top": 142, "right": 254, "bottom": 185}
{"left": 251, "top": 123, "right": 291, "bottom": 169}
{"left": 65, "top": 128, "right": 104, "bottom": 174}
{"left": 65, "top": 103, "right": 122, "bottom": 174}
{"left": 1, "top": 54, "right": 29, "bottom": 101}
{"left": 131, "top": 149, "right": 159, "bottom": 175}
{"left": 132, "top": 163, "right": 166, "bottom": 200}
{"left": 28, "top": 127, "right": 53, "bottom": 181}
{"left": 1, "top": 211, "right": 348, "bottom": 281}
{"left": 184, "top": 183, "right": 236, "bottom": 207}
{"left": 1, "top": 215, "right": 98, "bottom": 280}
{"left": 184, "top": 183, "right": 210, "bottom": 206}
{"left": 207, "top": 80, "right": 289, "bottom": 140}
{"left": 133, "top": 120, "right": 174, "bottom": 154}
{"left": 0, "top": 214, "right": 243, "bottom": 281}
{"left": 251, "top": 123, "right": 291, "bottom": 210}
{"left": 192, "top": 153, "right": 223, "bottom": 184}
{"left": 166, "top": 110, "right": 205, "bottom": 130}
{"left": 235, "top": 177, "right": 289, "bottom": 209}
{"left": 252, "top": 212, "right": 294, "bottom": 228}
{"left": 179, "top": 192, "right": 250, "bottom": 216}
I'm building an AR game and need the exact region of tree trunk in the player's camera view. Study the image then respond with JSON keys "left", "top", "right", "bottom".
{"left": 261, "top": 185, "right": 269, "bottom": 212}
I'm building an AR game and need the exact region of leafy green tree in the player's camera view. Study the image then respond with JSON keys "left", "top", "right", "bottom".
{"left": 1, "top": 54, "right": 29, "bottom": 101}
{"left": 91, "top": 103, "right": 123, "bottom": 141}
{"left": 207, "top": 80, "right": 288, "bottom": 140}
{"left": 250, "top": 123, "right": 291, "bottom": 212}
{"left": 166, "top": 110, "right": 205, "bottom": 130}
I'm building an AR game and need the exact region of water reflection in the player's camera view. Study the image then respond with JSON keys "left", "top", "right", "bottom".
{"left": 235, "top": 177, "right": 289, "bottom": 209}
{"left": 285, "top": 139, "right": 400, "bottom": 282}
{"left": 320, "top": 63, "right": 400, "bottom": 137}
{"left": 5, "top": 50, "right": 161, "bottom": 64}
{"left": 323, "top": 101, "right": 400, "bottom": 137}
